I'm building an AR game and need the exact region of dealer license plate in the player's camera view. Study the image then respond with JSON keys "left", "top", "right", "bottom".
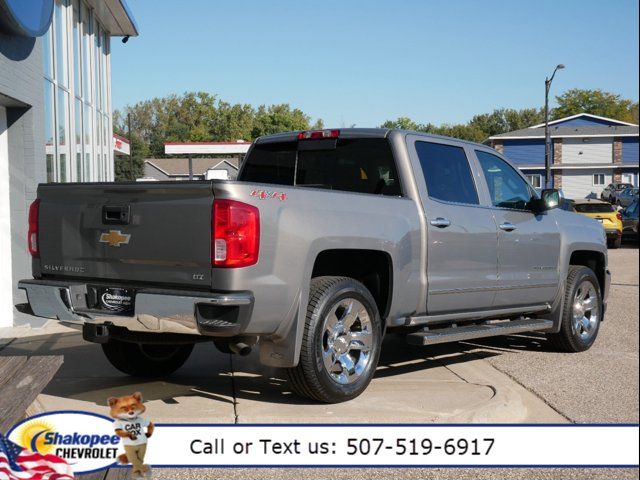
{"left": 97, "top": 287, "right": 135, "bottom": 314}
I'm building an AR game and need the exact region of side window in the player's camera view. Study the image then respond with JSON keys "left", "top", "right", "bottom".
{"left": 415, "top": 141, "right": 479, "bottom": 205}
{"left": 593, "top": 174, "right": 606, "bottom": 187}
{"left": 476, "top": 150, "right": 533, "bottom": 211}
{"left": 525, "top": 174, "right": 542, "bottom": 189}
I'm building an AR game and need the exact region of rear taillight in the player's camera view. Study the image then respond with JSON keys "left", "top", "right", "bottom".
{"left": 616, "top": 212, "right": 622, "bottom": 221}
{"left": 212, "top": 199, "right": 259, "bottom": 268}
{"left": 297, "top": 129, "right": 340, "bottom": 140}
{"left": 28, "top": 199, "right": 40, "bottom": 257}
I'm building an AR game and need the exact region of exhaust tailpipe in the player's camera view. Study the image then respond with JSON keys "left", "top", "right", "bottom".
{"left": 229, "top": 342, "right": 251, "bottom": 356}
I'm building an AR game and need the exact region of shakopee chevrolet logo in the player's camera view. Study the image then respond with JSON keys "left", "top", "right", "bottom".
{"left": 8, "top": 412, "right": 121, "bottom": 474}
{"left": 99, "top": 230, "right": 131, "bottom": 247}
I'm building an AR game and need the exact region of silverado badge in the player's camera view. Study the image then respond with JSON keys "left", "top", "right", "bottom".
{"left": 99, "top": 230, "right": 131, "bottom": 247}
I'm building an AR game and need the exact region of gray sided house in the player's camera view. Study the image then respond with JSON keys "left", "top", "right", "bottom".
{"left": 487, "top": 113, "right": 639, "bottom": 200}
{"left": 143, "top": 157, "right": 240, "bottom": 181}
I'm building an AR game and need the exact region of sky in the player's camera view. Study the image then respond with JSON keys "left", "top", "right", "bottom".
{"left": 111, "top": 0, "right": 640, "bottom": 128}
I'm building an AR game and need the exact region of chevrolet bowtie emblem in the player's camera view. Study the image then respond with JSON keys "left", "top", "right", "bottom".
{"left": 99, "top": 230, "right": 131, "bottom": 247}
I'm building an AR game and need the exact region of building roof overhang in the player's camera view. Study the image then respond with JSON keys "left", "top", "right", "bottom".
{"left": 528, "top": 113, "right": 638, "bottom": 129}
{"left": 513, "top": 164, "right": 640, "bottom": 170}
{"left": 86, "top": 0, "right": 138, "bottom": 36}
{"left": 487, "top": 113, "right": 639, "bottom": 142}
{"left": 490, "top": 133, "right": 639, "bottom": 141}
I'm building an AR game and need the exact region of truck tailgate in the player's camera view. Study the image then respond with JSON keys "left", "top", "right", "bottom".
{"left": 36, "top": 182, "right": 214, "bottom": 288}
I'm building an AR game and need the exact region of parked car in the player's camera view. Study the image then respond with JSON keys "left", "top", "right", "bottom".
{"left": 17, "top": 128, "right": 611, "bottom": 403}
{"left": 601, "top": 182, "right": 634, "bottom": 203}
{"left": 572, "top": 199, "right": 623, "bottom": 248}
{"left": 559, "top": 198, "right": 576, "bottom": 212}
{"left": 621, "top": 199, "right": 639, "bottom": 242}
{"left": 614, "top": 187, "right": 639, "bottom": 208}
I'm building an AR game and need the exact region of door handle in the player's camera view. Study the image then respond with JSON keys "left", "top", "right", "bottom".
{"left": 102, "top": 204, "right": 131, "bottom": 225}
{"left": 499, "top": 222, "right": 517, "bottom": 232}
{"left": 430, "top": 217, "right": 451, "bottom": 228}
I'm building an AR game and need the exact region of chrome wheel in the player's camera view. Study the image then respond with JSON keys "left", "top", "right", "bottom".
{"left": 571, "top": 281, "right": 600, "bottom": 340}
{"left": 322, "top": 298, "right": 373, "bottom": 385}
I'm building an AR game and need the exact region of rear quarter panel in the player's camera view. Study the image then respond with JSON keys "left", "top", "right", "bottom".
{"left": 211, "top": 181, "right": 423, "bottom": 365}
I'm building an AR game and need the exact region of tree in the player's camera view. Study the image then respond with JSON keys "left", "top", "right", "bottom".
{"left": 469, "top": 108, "right": 544, "bottom": 137}
{"left": 113, "top": 132, "right": 149, "bottom": 182}
{"left": 630, "top": 103, "right": 639, "bottom": 124}
{"left": 378, "top": 88, "right": 638, "bottom": 143}
{"left": 113, "top": 93, "right": 323, "bottom": 160}
{"left": 552, "top": 89, "right": 639, "bottom": 123}
{"left": 252, "top": 104, "right": 315, "bottom": 137}
{"left": 436, "top": 123, "right": 487, "bottom": 143}
{"left": 211, "top": 101, "right": 255, "bottom": 141}
{"left": 380, "top": 117, "right": 422, "bottom": 130}
{"left": 380, "top": 108, "right": 545, "bottom": 142}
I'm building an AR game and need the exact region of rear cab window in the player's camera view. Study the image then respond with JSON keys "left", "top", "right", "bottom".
{"left": 240, "top": 137, "right": 402, "bottom": 196}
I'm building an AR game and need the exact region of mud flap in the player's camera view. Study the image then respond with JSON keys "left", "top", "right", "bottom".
{"left": 545, "top": 278, "right": 566, "bottom": 333}
{"left": 259, "top": 293, "right": 304, "bottom": 368}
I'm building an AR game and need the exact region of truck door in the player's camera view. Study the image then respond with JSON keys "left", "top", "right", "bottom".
{"left": 407, "top": 136, "right": 499, "bottom": 314}
{"left": 473, "top": 149, "right": 561, "bottom": 308}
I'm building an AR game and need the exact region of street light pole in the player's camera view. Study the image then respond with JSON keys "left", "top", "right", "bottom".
{"left": 544, "top": 64, "right": 565, "bottom": 189}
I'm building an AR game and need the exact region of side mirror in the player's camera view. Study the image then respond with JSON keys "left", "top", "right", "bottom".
{"left": 530, "top": 189, "right": 560, "bottom": 214}
{"left": 541, "top": 189, "right": 561, "bottom": 209}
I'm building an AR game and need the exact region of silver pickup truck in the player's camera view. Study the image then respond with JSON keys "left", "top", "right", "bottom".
{"left": 18, "top": 128, "right": 611, "bottom": 403}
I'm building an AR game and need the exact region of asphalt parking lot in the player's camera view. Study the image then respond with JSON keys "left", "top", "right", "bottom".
{"left": 0, "top": 244, "right": 638, "bottom": 480}
{"left": 470, "top": 244, "right": 639, "bottom": 424}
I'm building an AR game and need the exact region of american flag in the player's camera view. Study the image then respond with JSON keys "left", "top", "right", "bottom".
{"left": 0, "top": 433, "right": 74, "bottom": 480}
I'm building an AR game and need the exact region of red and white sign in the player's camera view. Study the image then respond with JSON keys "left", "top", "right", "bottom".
{"left": 113, "top": 133, "right": 131, "bottom": 155}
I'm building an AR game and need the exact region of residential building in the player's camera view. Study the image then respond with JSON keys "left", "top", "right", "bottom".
{"left": 0, "top": 0, "right": 137, "bottom": 327}
{"left": 144, "top": 157, "right": 240, "bottom": 181}
{"left": 487, "top": 113, "right": 639, "bottom": 199}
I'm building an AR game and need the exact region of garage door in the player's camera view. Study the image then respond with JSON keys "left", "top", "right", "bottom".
{"left": 563, "top": 138, "right": 613, "bottom": 164}
{"left": 561, "top": 169, "right": 612, "bottom": 200}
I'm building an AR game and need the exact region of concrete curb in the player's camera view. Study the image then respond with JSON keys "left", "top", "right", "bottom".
{"left": 445, "top": 359, "right": 568, "bottom": 423}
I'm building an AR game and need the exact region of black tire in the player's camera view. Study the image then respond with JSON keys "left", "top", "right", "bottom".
{"left": 546, "top": 266, "right": 602, "bottom": 352}
{"left": 102, "top": 340, "right": 194, "bottom": 377}
{"left": 286, "top": 276, "right": 382, "bottom": 403}
{"left": 609, "top": 236, "right": 622, "bottom": 249}
{"left": 213, "top": 339, "right": 233, "bottom": 354}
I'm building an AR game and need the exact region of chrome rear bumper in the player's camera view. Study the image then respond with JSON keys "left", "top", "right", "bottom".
{"left": 18, "top": 279, "right": 253, "bottom": 337}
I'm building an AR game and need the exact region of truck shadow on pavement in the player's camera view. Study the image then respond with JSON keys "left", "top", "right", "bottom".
{"left": 0, "top": 329, "right": 548, "bottom": 409}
